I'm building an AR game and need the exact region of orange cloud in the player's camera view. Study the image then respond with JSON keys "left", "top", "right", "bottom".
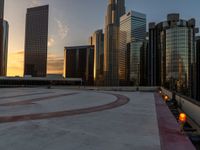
{"left": 47, "top": 54, "right": 64, "bottom": 75}
{"left": 7, "top": 51, "right": 64, "bottom": 76}
{"left": 7, "top": 50, "right": 24, "bottom": 77}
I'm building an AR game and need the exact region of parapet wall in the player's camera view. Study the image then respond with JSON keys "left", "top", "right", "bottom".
{"left": 161, "top": 87, "right": 200, "bottom": 127}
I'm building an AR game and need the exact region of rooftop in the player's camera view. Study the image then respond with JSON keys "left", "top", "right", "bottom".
{"left": 0, "top": 87, "right": 195, "bottom": 150}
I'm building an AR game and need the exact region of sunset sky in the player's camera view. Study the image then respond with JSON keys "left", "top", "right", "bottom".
{"left": 4, "top": 0, "right": 200, "bottom": 76}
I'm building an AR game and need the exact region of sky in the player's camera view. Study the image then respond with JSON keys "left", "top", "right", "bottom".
{"left": 4, "top": 0, "right": 200, "bottom": 76}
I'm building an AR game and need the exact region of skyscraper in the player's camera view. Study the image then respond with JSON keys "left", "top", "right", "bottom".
{"left": 148, "top": 22, "right": 163, "bottom": 86}
{"left": 24, "top": 5, "right": 49, "bottom": 77}
{"left": 0, "top": 0, "right": 4, "bottom": 20}
{"left": 64, "top": 45, "right": 94, "bottom": 85}
{"left": 0, "top": 20, "right": 8, "bottom": 76}
{"left": 119, "top": 11, "right": 146, "bottom": 85}
{"left": 0, "top": 0, "right": 7, "bottom": 76}
{"left": 91, "top": 30, "right": 104, "bottom": 85}
{"left": 149, "top": 14, "right": 197, "bottom": 96}
{"left": 104, "top": 0, "right": 125, "bottom": 86}
{"left": 196, "top": 36, "right": 200, "bottom": 101}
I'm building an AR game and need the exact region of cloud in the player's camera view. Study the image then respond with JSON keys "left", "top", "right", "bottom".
{"left": 56, "top": 19, "right": 69, "bottom": 40}
{"left": 30, "top": 0, "right": 41, "bottom": 6}
{"left": 48, "top": 36, "right": 55, "bottom": 47}
{"left": 8, "top": 51, "right": 64, "bottom": 76}
{"left": 7, "top": 50, "right": 24, "bottom": 76}
{"left": 47, "top": 54, "right": 64, "bottom": 74}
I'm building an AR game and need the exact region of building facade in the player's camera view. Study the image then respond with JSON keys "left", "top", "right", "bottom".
{"left": 91, "top": 30, "right": 104, "bottom": 85}
{"left": 0, "top": 0, "right": 8, "bottom": 76}
{"left": 0, "top": 20, "right": 8, "bottom": 76}
{"left": 0, "top": 0, "right": 4, "bottom": 20}
{"left": 119, "top": 11, "right": 146, "bottom": 85}
{"left": 24, "top": 5, "right": 49, "bottom": 77}
{"left": 196, "top": 37, "right": 200, "bottom": 101}
{"left": 140, "top": 34, "right": 149, "bottom": 86}
{"left": 149, "top": 14, "right": 197, "bottom": 96}
{"left": 64, "top": 46, "right": 94, "bottom": 85}
{"left": 104, "top": 0, "right": 125, "bottom": 86}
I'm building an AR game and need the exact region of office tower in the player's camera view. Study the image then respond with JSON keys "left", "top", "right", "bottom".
{"left": 24, "top": 5, "right": 49, "bottom": 77}
{"left": 196, "top": 36, "right": 200, "bottom": 101}
{"left": 0, "top": 0, "right": 8, "bottom": 76}
{"left": 64, "top": 45, "right": 94, "bottom": 85}
{"left": 91, "top": 30, "right": 104, "bottom": 85}
{"left": 0, "top": 20, "right": 8, "bottom": 76}
{"left": 104, "top": 0, "right": 125, "bottom": 86}
{"left": 140, "top": 33, "right": 149, "bottom": 86}
{"left": 148, "top": 22, "right": 163, "bottom": 86}
{"left": 0, "top": 0, "right": 3, "bottom": 20}
{"left": 149, "top": 14, "right": 196, "bottom": 96}
{"left": 119, "top": 11, "right": 146, "bottom": 85}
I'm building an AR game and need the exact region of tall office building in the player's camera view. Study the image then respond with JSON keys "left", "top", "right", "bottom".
{"left": 0, "top": 20, "right": 8, "bottom": 76}
{"left": 24, "top": 5, "right": 49, "bottom": 77}
{"left": 64, "top": 46, "right": 94, "bottom": 85}
{"left": 0, "top": 0, "right": 3, "bottom": 20}
{"left": 91, "top": 30, "right": 104, "bottom": 85}
{"left": 104, "top": 0, "right": 125, "bottom": 86}
{"left": 119, "top": 11, "right": 146, "bottom": 85}
{"left": 140, "top": 33, "right": 149, "bottom": 86}
{"left": 196, "top": 36, "right": 200, "bottom": 101}
{"left": 0, "top": 0, "right": 7, "bottom": 76}
{"left": 149, "top": 14, "right": 197, "bottom": 96}
{"left": 148, "top": 22, "right": 163, "bottom": 86}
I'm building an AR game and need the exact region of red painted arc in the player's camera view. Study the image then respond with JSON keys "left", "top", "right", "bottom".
{"left": 0, "top": 93, "right": 129, "bottom": 123}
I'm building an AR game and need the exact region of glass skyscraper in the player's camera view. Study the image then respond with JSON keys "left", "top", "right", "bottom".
{"left": 104, "top": 0, "right": 125, "bottom": 86}
{"left": 24, "top": 5, "right": 49, "bottom": 77}
{"left": 149, "top": 14, "right": 197, "bottom": 95}
{"left": 119, "top": 11, "right": 146, "bottom": 85}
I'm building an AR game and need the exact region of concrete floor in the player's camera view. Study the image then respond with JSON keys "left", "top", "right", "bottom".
{"left": 0, "top": 88, "right": 160, "bottom": 150}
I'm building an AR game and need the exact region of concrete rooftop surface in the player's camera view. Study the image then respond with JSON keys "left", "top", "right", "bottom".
{"left": 0, "top": 87, "right": 195, "bottom": 150}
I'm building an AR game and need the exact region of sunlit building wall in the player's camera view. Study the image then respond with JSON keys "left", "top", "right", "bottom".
{"left": 119, "top": 11, "right": 146, "bottom": 85}
{"left": 24, "top": 5, "right": 49, "bottom": 77}
{"left": 64, "top": 46, "right": 94, "bottom": 85}
{"left": 104, "top": 0, "right": 125, "bottom": 86}
{"left": 91, "top": 30, "right": 104, "bottom": 85}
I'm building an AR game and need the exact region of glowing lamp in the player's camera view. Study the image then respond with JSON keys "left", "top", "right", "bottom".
{"left": 179, "top": 113, "right": 186, "bottom": 123}
{"left": 164, "top": 95, "right": 169, "bottom": 101}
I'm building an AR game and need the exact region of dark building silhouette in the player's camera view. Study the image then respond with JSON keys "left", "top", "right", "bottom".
{"left": 64, "top": 46, "right": 94, "bottom": 85}
{"left": 148, "top": 22, "right": 163, "bottom": 86}
{"left": 0, "top": 0, "right": 8, "bottom": 76}
{"left": 0, "top": 0, "right": 4, "bottom": 20}
{"left": 196, "top": 37, "right": 200, "bottom": 101}
{"left": 0, "top": 20, "right": 8, "bottom": 76}
{"left": 140, "top": 33, "right": 149, "bottom": 86}
{"left": 24, "top": 5, "right": 49, "bottom": 77}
